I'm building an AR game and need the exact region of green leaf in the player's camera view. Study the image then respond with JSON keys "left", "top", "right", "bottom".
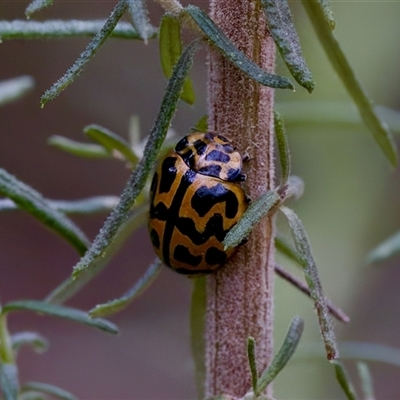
{"left": 159, "top": 15, "right": 195, "bottom": 105}
{"left": 71, "top": 39, "right": 200, "bottom": 281}
{"left": 280, "top": 206, "right": 338, "bottom": 361}
{"left": 49, "top": 196, "right": 120, "bottom": 215}
{"left": 185, "top": 5, "right": 294, "bottom": 90}
{"left": 191, "top": 276, "right": 207, "bottom": 400}
{"left": 25, "top": 0, "right": 53, "bottom": 18}
{"left": 48, "top": 135, "right": 111, "bottom": 158}
{"left": 1, "top": 196, "right": 120, "bottom": 215}
{"left": 357, "top": 362, "right": 375, "bottom": 400}
{"left": 2, "top": 301, "right": 118, "bottom": 334}
{"left": 367, "top": 230, "right": 400, "bottom": 264}
{"left": 274, "top": 111, "right": 291, "bottom": 184}
{"left": 319, "top": 0, "right": 336, "bottom": 30}
{"left": 275, "top": 235, "right": 300, "bottom": 264}
{"left": 276, "top": 101, "right": 400, "bottom": 136}
{"left": 0, "top": 362, "right": 19, "bottom": 400}
{"left": 0, "top": 168, "right": 89, "bottom": 255}
{"left": 21, "top": 382, "right": 78, "bottom": 400}
{"left": 0, "top": 20, "right": 143, "bottom": 40}
{"left": 256, "top": 316, "right": 304, "bottom": 394}
{"left": 192, "top": 115, "right": 208, "bottom": 133}
{"left": 247, "top": 337, "right": 258, "bottom": 394}
{"left": 84, "top": 124, "right": 139, "bottom": 165}
{"left": 301, "top": 0, "right": 397, "bottom": 166}
{"left": 19, "top": 391, "right": 46, "bottom": 400}
{"left": 125, "top": 0, "right": 156, "bottom": 43}
{"left": 40, "top": 1, "right": 127, "bottom": 106}
{"left": 89, "top": 258, "right": 163, "bottom": 317}
{"left": 340, "top": 341, "right": 400, "bottom": 368}
{"left": 159, "top": 15, "right": 181, "bottom": 78}
{"left": 45, "top": 205, "right": 147, "bottom": 304}
{"left": 11, "top": 332, "right": 49, "bottom": 355}
{"left": 0, "top": 76, "right": 34, "bottom": 107}
{"left": 223, "top": 190, "right": 281, "bottom": 250}
{"left": 262, "top": 0, "right": 314, "bottom": 92}
{"left": 332, "top": 360, "right": 358, "bottom": 400}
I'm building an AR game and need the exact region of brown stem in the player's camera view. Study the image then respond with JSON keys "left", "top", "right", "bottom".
{"left": 205, "top": 0, "right": 276, "bottom": 398}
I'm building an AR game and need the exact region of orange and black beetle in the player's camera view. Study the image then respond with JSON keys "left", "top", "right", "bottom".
{"left": 148, "top": 132, "right": 248, "bottom": 274}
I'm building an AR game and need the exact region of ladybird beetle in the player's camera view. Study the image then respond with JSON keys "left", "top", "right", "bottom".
{"left": 148, "top": 132, "right": 248, "bottom": 275}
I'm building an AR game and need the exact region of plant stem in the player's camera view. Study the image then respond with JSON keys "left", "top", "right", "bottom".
{"left": 205, "top": 0, "right": 276, "bottom": 398}
{"left": 0, "top": 314, "right": 14, "bottom": 364}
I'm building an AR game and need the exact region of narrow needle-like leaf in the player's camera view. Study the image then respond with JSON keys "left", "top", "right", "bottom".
{"left": 1, "top": 196, "right": 120, "bottom": 215}
{"left": 333, "top": 360, "right": 358, "bottom": 400}
{"left": 0, "top": 76, "right": 34, "bottom": 106}
{"left": 274, "top": 111, "right": 291, "bottom": 184}
{"left": 357, "top": 362, "right": 375, "bottom": 400}
{"left": 159, "top": 14, "right": 195, "bottom": 104}
{"left": 0, "top": 362, "right": 19, "bottom": 400}
{"left": 125, "top": 0, "right": 156, "bottom": 43}
{"left": 280, "top": 206, "right": 338, "bottom": 360}
{"left": 25, "top": 0, "right": 53, "bottom": 18}
{"left": 0, "top": 168, "right": 89, "bottom": 255}
{"left": 223, "top": 190, "right": 281, "bottom": 250}
{"left": 84, "top": 124, "right": 139, "bottom": 165}
{"left": 11, "top": 332, "right": 49, "bottom": 355}
{"left": 2, "top": 301, "right": 118, "bottom": 334}
{"left": 45, "top": 205, "right": 147, "bottom": 304}
{"left": 89, "top": 258, "right": 163, "bottom": 317}
{"left": 262, "top": 0, "right": 314, "bottom": 92}
{"left": 302, "top": 0, "right": 397, "bottom": 166}
{"left": 48, "top": 135, "right": 111, "bottom": 159}
{"left": 367, "top": 230, "right": 400, "bottom": 264}
{"left": 71, "top": 40, "right": 200, "bottom": 280}
{"left": 185, "top": 5, "right": 294, "bottom": 90}
{"left": 0, "top": 20, "right": 143, "bottom": 40}
{"left": 319, "top": 0, "right": 336, "bottom": 30}
{"left": 247, "top": 337, "right": 258, "bottom": 394}
{"left": 192, "top": 115, "right": 208, "bottom": 133}
{"left": 21, "top": 382, "right": 78, "bottom": 400}
{"left": 40, "top": 1, "right": 127, "bottom": 106}
{"left": 48, "top": 196, "right": 121, "bottom": 214}
{"left": 340, "top": 341, "right": 400, "bottom": 368}
{"left": 255, "top": 316, "right": 304, "bottom": 394}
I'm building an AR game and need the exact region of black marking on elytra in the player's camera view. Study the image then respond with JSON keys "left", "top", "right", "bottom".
{"left": 227, "top": 168, "right": 241, "bottom": 182}
{"left": 176, "top": 214, "right": 227, "bottom": 245}
{"left": 159, "top": 156, "right": 178, "bottom": 194}
{"left": 179, "top": 148, "right": 195, "bottom": 167}
{"left": 159, "top": 169, "right": 197, "bottom": 266}
{"left": 173, "top": 244, "right": 202, "bottom": 266}
{"left": 198, "top": 164, "right": 222, "bottom": 179}
{"left": 205, "top": 247, "right": 227, "bottom": 266}
{"left": 205, "top": 150, "right": 231, "bottom": 163}
{"left": 150, "top": 172, "right": 158, "bottom": 197}
{"left": 221, "top": 143, "right": 234, "bottom": 153}
{"left": 175, "top": 136, "right": 189, "bottom": 152}
{"left": 205, "top": 132, "right": 215, "bottom": 141}
{"left": 193, "top": 139, "right": 207, "bottom": 156}
{"left": 216, "top": 134, "right": 229, "bottom": 143}
{"left": 191, "top": 183, "right": 239, "bottom": 218}
{"left": 149, "top": 201, "right": 168, "bottom": 221}
{"left": 150, "top": 229, "right": 160, "bottom": 249}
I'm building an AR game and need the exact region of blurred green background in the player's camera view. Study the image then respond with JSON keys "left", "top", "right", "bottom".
{"left": 1, "top": 1, "right": 400, "bottom": 399}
